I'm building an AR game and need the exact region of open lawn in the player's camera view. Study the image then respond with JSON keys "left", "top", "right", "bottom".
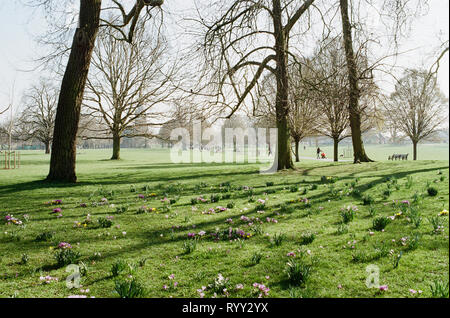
{"left": 0, "top": 148, "right": 448, "bottom": 298}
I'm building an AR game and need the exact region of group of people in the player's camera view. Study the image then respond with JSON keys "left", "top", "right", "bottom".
{"left": 316, "top": 147, "right": 326, "bottom": 159}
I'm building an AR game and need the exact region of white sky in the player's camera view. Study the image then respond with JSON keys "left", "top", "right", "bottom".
{"left": 0, "top": 0, "right": 448, "bottom": 122}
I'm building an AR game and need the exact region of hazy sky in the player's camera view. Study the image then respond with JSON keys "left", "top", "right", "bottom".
{"left": 0, "top": 0, "right": 448, "bottom": 119}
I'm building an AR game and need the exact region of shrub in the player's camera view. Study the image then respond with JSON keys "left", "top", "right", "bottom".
{"left": 129, "top": 185, "right": 136, "bottom": 193}
{"left": 406, "top": 233, "right": 421, "bottom": 251}
{"left": 405, "top": 176, "right": 413, "bottom": 189}
{"left": 336, "top": 224, "right": 349, "bottom": 235}
{"left": 382, "top": 188, "right": 392, "bottom": 198}
{"left": 251, "top": 251, "right": 263, "bottom": 265}
{"left": 20, "top": 253, "right": 29, "bottom": 265}
{"left": 430, "top": 279, "right": 449, "bottom": 298}
{"left": 182, "top": 240, "right": 197, "bottom": 254}
{"left": 428, "top": 216, "right": 444, "bottom": 234}
{"left": 114, "top": 278, "right": 146, "bottom": 298}
{"left": 190, "top": 198, "right": 198, "bottom": 205}
{"left": 368, "top": 205, "right": 377, "bottom": 217}
{"left": 115, "top": 206, "right": 128, "bottom": 214}
{"left": 362, "top": 194, "right": 374, "bottom": 206}
{"left": 222, "top": 194, "right": 232, "bottom": 200}
{"left": 98, "top": 217, "right": 113, "bottom": 228}
{"left": 340, "top": 207, "right": 357, "bottom": 224}
{"left": 300, "top": 232, "right": 316, "bottom": 245}
{"left": 270, "top": 233, "right": 286, "bottom": 247}
{"left": 310, "top": 184, "right": 318, "bottom": 190}
{"left": 210, "top": 194, "right": 220, "bottom": 203}
{"left": 427, "top": 187, "right": 438, "bottom": 197}
{"left": 289, "top": 185, "right": 299, "bottom": 193}
{"left": 285, "top": 257, "right": 315, "bottom": 286}
{"left": 35, "top": 231, "right": 54, "bottom": 242}
{"left": 392, "top": 251, "right": 403, "bottom": 269}
{"left": 226, "top": 202, "right": 235, "bottom": 209}
{"left": 54, "top": 249, "right": 81, "bottom": 267}
{"left": 266, "top": 182, "right": 274, "bottom": 187}
{"left": 111, "top": 259, "right": 128, "bottom": 277}
{"left": 372, "top": 216, "right": 391, "bottom": 231}
{"left": 280, "top": 204, "right": 294, "bottom": 214}
{"left": 407, "top": 207, "right": 422, "bottom": 228}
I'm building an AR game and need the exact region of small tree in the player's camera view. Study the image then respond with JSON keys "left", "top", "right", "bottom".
{"left": 17, "top": 81, "right": 57, "bottom": 154}
{"left": 83, "top": 24, "right": 175, "bottom": 160}
{"left": 385, "top": 69, "right": 448, "bottom": 160}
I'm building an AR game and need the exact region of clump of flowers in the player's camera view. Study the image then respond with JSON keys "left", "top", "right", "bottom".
{"left": 57, "top": 242, "right": 73, "bottom": 249}
{"left": 207, "top": 273, "right": 231, "bottom": 297}
{"left": 4, "top": 215, "right": 23, "bottom": 226}
{"left": 210, "top": 228, "right": 252, "bottom": 241}
{"left": 52, "top": 207, "right": 62, "bottom": 214}
{"left": 266, "top": 217, "right": 278, "bottom": 224}
{"left": 439, "top": 209, "right": 449, "bottom": 216}
{"left": 40, "top": 275, "right": 59, "bottom": 284}
{"left": 252, "top": 282, "right": 270, "bottom": 298}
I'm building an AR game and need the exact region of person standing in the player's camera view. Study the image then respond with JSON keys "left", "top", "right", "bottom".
{"left": 317, "top": 147, "right": 321, "bottom": 159}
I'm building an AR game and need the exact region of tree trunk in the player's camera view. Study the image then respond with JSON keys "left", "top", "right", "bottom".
{"left": 339, "top": 0, "right": 373, "bottom": 164}
{"left": 294, "top": 138, "right": 300, "bottom": 162}
{"left": 273, "top": 0, "right": 294, "bottom": 171}
{"left": 333, "top": 137, "right": 339, "bottom": 162}
{"left": 45, "top": 141, "right": 51, "bottom": 154}
{"left": 111, "top": 133, "right": 121, "bottom": 160}
{"left": 413, "top": 140, "right": 418, "bottom": 160}
{"left": 46, "top": 0, "right": 102, "bottom": 183}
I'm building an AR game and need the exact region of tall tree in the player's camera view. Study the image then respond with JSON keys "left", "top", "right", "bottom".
{"left": 202, "top": 0, "right": 315, "bottom": 171}
{"left": 385, "top": 69, "right": 448, "bottom": 160}
{"left": 339, "top": 0, "right": 373, "bottom": 163}
{"left": 42, "top": 0, "right": 164, "bottom": 182}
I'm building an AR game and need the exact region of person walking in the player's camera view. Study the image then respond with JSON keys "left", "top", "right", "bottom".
{"left": 316, "top": 147, "right": 321, "bottom": 159}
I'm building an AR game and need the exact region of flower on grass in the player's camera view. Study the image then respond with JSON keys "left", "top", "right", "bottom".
{"left": 287, "top": 252, "right": 296, "bottom": 257}
{"left": 235, "top": 284, "right": 244, "bottom": 290}
{"left": 379, "top": 285, "right": 388, "bottom": 291}
{"left": 52, "top": 208, "right": 62, "bottom": 213}
{"left": 57, "top": 242, "right": 72, "bottom": 249}
{"left": 439, "top": 209, "right": 449, "bottom": 216}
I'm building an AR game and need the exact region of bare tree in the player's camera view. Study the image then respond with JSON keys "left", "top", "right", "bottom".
{"left": 16, "top": 80, "right": 58, "bottom": 154}
{"left": 384, "top": 69, "right": 448, "bottom": 160}
{"left": 83, "top": 24, "right": 175, "bottom": 160}
{"left": 201, "top": 0, "right": 316, "bottom": 171}
{"left": 255, "top": 63, "right": 318, "bottom": 163}
{"left": 27, "top": 0, "right": 165, "bottom": 182}
{"left": 309, "top": 37, "right": 378, "bottom": 161}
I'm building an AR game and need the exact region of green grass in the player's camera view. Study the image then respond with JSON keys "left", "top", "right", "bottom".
{"left": 304, "top": 143, "right": 449, "bottom": 161}
{"left": 0, "top": 148, "right": 448, "bottom": 298}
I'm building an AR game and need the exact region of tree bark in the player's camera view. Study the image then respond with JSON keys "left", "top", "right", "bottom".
{"left": 294, "top": 138, "right": 300, "bottom": 162}
{"left": 46, "top": 0, "right": 102, "bottom": 182}
{"left": 111, "top": 133, "right": 121, "bottom": 160}
{"left": 273, "top": 0, "right": 294, "bottom": 170}
{"left": 333, "top": 137, "right": 339, "bottom": 162}
{"left": 413, "top": 140, "right": 418, "bottom": 161}
{"left": 339, "top": 0, "right": 373, "bottom": 164}
{"left": 45, "top": 141, "right": 51, "bottom": 154}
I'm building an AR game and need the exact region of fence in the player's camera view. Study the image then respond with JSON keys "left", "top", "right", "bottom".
{"left": 0, "top": 151, "right": 21, "bottom": 169}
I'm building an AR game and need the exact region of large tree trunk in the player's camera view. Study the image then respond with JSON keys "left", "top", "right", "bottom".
{"left": 333, "top": 137, "right": 339, "bottom": 162}
{"left": 45, "top": 141, "right": 51, "bottom": 154}
{"left": 339, "top": 0, "right": 373, "bottom": 164}
{"left": 46, "top": 0, "right": 102, "bottom": 182}
{"left": 111, "top": 133, "right": 121, "bottom": 160}
{"left": 413, "top": 140, "right": 418, "bottom": 161}
{"left": 294, "top": 138, "right": 300, "bottom": 162}
{"left": 273, "top": 0, "right": 294, "bottom": 171}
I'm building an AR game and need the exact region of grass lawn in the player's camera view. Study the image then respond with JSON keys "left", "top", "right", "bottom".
{"left": 0, "top": 148, "right": 448, "bottom": 298}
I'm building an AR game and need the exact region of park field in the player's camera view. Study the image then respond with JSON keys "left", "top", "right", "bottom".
{"left": 0, "top": 147, "right": 448, "bottom": 298}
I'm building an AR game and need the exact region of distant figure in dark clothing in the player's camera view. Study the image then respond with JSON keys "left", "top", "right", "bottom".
{"left": 316, "top": 147, "right": 321, "bottom": 159}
